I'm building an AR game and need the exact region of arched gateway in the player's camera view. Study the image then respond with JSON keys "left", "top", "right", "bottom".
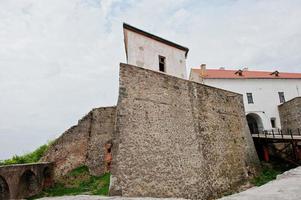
{"left": 246, "top": 113, "right": 264, "bottom": 134}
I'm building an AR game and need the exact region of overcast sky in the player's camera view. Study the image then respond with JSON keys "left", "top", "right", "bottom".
{"left": 1, "top": 0, "right": 301, "bottom": 160}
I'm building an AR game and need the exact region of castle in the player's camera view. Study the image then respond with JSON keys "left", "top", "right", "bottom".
{"left": 41, "top": 23, "right": 260, "bottom": 199}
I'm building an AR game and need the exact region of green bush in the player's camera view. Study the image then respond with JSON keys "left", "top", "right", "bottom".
{"left": 0, "top": 142, "right": 51, "bottom": 166}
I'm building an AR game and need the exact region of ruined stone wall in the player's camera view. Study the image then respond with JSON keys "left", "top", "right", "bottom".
{"left": 0, "top": 162, "right": 54, "bottom": 199}
{"left": 110, "top": 64, "right": 259, "bottom": 199}
{"left": 279, "top": 97, "right": 301, "bottom": 133}
{"left": 41, "top": 107, "right": 116, "bottom": 178}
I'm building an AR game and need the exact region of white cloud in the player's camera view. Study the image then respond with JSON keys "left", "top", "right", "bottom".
{"left": 1, "top": 0, "right": 301, "bottom": 159}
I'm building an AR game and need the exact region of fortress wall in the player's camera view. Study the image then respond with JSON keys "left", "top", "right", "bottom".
{"left": 110, "top": 64, "right": 259, "bottom": 199}
{"left": 41, "top": 107, "right": 116, "bottom": 178}
{"left": 86, "top": 107, "right": 116, "bottom": 175}
{"left": 279, "top": 97, "right": 301, "bottom": 133}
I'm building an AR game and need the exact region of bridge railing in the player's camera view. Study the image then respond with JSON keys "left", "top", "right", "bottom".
{"left": 252, "top": 128, "right": 301, "bottom": 140}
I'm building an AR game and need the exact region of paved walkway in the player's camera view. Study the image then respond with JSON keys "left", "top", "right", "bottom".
{"left": 220, "top": 166, "right": 301, "bottom": 200}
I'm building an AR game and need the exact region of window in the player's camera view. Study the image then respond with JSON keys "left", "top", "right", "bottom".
{"left": 278, "top": 92, "right": 285, "bottom": 103}
{"left": 246, "top": 93, "right": 254, "bottom": 104}
{"left": 159, "top": 56, "right": 165, "bottom": 72}
{"left": 270, "top": 118, "right": 276, "bottom": 128}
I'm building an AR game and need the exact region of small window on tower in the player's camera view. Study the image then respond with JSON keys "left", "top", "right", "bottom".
{"left": 159, "top": 56, "right": 165, "bottom": 72}
{"left": 270, "top": 118, "right": 276, "bottom": 128}
{"left": 246, "top": 93, "right": 254, "bottom": 104}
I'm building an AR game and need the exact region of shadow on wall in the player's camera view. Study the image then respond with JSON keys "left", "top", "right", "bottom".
{"left": 17, "top": 170, "right": 39, "bottom": 198}
{"left": 0, "top": 175, "right": 10, "bottom": 200}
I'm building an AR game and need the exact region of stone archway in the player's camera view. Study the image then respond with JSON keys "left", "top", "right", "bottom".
{"left": 246, "top": 113, "right": 264, "bottom": 134}
{"left": 0, "top": 175, "right": 10, "bottom": 200}
{"left": 43, "top": 167, "right": 52, "bottom": 188}
{"left": 17, "top": 170, "right": 39, "bottom": 198}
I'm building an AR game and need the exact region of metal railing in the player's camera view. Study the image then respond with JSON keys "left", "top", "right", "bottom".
{"left": 252, "top": 128, "right": 301, "bottom": 140}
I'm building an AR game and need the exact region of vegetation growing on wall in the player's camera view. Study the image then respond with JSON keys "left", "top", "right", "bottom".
{"left": 30, "top": 165, "right": 110, "bottom": 199}
{"left": 0, "top": 142, "right": 51, "bottom": 166}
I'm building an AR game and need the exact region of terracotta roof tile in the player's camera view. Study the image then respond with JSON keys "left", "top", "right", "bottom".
{"left": 191, "top": 68, "right": 301, "bottom": 79}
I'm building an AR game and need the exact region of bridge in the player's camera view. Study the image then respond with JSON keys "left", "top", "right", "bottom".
{"left": 252, "top": 129, "right": 301, "bottom": 164}
{"left": 0, "top": 162, "right": 54, "bottom": 199}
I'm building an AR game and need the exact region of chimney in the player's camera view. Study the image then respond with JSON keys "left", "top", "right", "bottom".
{"left": 235, "top": 69, "right": 243, "bottom": 76}
{"left": 200, "top": 64, "right": 206, "bottom": 83}
{"left": 270, "top": 70, "right": 280, "bottom": 77}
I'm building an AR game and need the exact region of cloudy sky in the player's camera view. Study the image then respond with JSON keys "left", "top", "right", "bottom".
{"left": 1, "top": 0, "right": 301, "bottom": 159}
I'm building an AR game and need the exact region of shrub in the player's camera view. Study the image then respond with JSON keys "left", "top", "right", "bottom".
{"left": 0, "top": 143, "right": 50, "bottom": 166}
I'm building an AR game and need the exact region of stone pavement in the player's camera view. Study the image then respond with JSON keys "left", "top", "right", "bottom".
{"left": 220, "top": 166, "right": 301, "bottom": 200}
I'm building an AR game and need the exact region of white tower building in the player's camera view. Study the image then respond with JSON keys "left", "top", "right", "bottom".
{"left": 123, "top": 23, "right": 189, "bottom": 79}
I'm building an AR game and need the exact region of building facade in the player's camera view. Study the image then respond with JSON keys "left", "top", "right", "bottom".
{"left": 123, "top": 23, "right": 189, "bottom": 79}
{"left": 190, "top": 67, "right": 301, "bottom": 133}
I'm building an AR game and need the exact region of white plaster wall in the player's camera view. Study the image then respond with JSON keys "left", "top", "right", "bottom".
{"left": 190, "top": 72, "right": 301, "bottom": 130}
{"left": 125, "top": 29, "right": 187, "bottom": 79}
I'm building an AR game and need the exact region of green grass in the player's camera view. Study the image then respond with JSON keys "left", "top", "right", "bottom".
{"left": 251, "top": 160, "right": 295, "bottom": 186}
{"left": 251, "top": 166, "right": 281, "bottom": 186}
{"left": 30, "top": 165, "right": 110, "bottom": 199}
{"left": 0, "top": 143, "right": 51, "bottom": 166}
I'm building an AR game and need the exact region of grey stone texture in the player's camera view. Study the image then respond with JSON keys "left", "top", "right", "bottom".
{"left": 0, "top": 162, "right": 54, "bottom": 199}
{"left": 41, "top": 107, "right": 116, "bottom": 178}
{"left": 110, "top": 64, "right": 260, "bottom": 200}
{"left": 278, "top": 97, "right": 301, "bottom": 133}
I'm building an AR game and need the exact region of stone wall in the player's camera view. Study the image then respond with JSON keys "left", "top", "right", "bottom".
{"left": 0, "top": 162, "right": 54, "bottom": 199}
{"left": 110, "top": 63, "right": 260, "bottom": 199}
{"left": 41, "top": 107, "right": 116, "bottom": 178}
{"left": 278, "top": 97, "right": 301, "bottom": 133}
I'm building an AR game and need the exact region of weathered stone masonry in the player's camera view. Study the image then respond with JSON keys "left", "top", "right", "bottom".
{"left": 41, "top": 107, "right": 116, "bottom": 178}
{"left": 110, "top": 63, "right": 259, "bottom": 199}
{"left": 0, "top": 162, "right": 53, "bottom": 199}
{"left": 279, "top": 97, "right": 301, "bottom": 133}
{"left": 41, "top": 63, "right": 259, "bottom": 199}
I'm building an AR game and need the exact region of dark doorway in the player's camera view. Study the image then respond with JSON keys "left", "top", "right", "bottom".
{"left": 246, "top": 113, "right": 263, "bottom": 134}
{"left": 247, "top": 115, "right": 259, "bottom": 134}
{"left": 246, "top": 113, "right": 265, "bottom": 160}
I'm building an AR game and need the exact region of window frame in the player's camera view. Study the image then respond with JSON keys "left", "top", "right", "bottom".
{"left": 270, "top": 118, "right": 276, "bottom": 128}
{"left": 246, "top": 93, "right": 254, "bottom": 104}
{"left": 278, "top": 92, "right": 285, "bottom": 103}
{"left": 158, "top": 55, "right": 166, "bottom": 72}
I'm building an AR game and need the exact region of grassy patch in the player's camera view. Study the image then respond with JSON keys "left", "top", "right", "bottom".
{"left": 30, "top": 165, "right": 110, "bottom": 199}
{"left": 251, "top": 160, "right": 295, "bottom": 186}
{"left": 251, "top": 166, "right": 281, "bottom": 186}
{"left": 0, "top": 143, "right": 51, "bottom": 166}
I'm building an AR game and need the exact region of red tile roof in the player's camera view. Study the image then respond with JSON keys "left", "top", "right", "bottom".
{"left": 191, "top": 68, "right": 301, "bottom": 79}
